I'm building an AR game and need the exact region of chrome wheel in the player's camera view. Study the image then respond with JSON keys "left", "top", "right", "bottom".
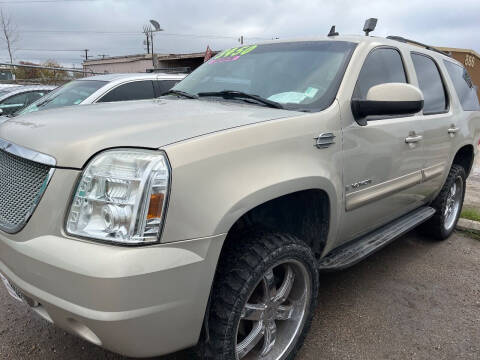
{"left": 444, "top": 175, "right": 463, "bottom": 231}
{"left": 235, "top": 260, "right": 311, "bottom": 360}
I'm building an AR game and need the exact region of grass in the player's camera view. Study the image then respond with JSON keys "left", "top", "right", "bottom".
{"left": 460, "top": 206, "right": 480, "bottom": 222}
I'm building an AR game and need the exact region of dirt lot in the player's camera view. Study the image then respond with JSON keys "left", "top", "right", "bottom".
{"left": 0, "top": 230, "right": 479, "bottom": 360}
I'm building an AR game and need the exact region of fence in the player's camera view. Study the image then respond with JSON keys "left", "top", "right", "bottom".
{"left": 0, "top": 63, "right": 103, "bottom": 86}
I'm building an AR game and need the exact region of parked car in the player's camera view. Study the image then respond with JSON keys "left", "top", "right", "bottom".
{"left": 0, "top": 33, "right": 479, "bottom": 360}
{"left": 0, "top": 85, "right": 55, "bottom": 115}
{"left": 0, "top": 84, "right": 22, "bottom": 91}
{"left": 13, "top": 72, "right": 186, "bottom": 117}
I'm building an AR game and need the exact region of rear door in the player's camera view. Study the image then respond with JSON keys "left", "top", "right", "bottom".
{"left": 338, "top": 46, "right": 426, "bottom": 244}
{"left": 410, "top": 53, "right": 454, "bottom": 199}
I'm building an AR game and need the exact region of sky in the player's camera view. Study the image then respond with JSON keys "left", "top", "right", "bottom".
{"left": 0, "top": 0, "right": 478, "bottom": 68}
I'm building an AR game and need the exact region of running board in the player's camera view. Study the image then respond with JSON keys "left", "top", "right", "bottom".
{"left": 317, "top": 206, "right": 436, "bottom": 271}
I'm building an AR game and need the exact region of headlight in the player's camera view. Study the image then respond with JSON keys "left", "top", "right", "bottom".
{"left": 66, "top": 149, "right": 170, "bottom": 245}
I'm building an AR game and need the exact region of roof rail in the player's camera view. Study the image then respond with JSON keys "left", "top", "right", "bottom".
{"left": 386, "top": 36, "right": 451, "bottom": 57}
{"left": 146, "top": 67, "right": 191, "bottom": 74}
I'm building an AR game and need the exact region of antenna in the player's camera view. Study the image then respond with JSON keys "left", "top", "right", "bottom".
{"left": 327, "top": 25, "right": 339, "bottom": 37}
{"left": 363, "top": 18, "right": 377, "bottom": 36}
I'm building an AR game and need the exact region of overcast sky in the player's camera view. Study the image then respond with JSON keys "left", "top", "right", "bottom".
{"left": 0, "top": 0, "right": 478, "bottom": 67}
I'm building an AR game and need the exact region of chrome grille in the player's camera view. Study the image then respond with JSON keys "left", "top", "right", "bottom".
{"left": 0, "top": 148, "right": 53, "bottom": 233}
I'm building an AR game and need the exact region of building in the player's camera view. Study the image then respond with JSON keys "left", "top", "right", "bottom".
{"left": 84, "top": 45, "right": 480, "bottom": 101}
{"left": 435, "top": 47, "right": 480, "bottom": 99}
{"left": 83, "top": 51, "right": 218, "bottom": 74}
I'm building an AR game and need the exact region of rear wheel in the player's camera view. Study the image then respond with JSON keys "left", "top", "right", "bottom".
{"left": 205, "top": 232, "right": 319, "bottom": 360}
{"left": 423, "top": 164, "right": 466, "bottom": 240}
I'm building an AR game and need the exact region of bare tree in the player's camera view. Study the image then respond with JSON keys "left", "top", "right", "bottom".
{"left": 0, "top": 8, "right": 19, "bottom": 65}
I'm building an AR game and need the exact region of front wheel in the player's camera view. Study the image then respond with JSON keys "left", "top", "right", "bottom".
{"left": 423, "top": 164, "right": 466, "bottom": 240}
{"left": 205, "top": 232, "right": 319, "bottom": 360}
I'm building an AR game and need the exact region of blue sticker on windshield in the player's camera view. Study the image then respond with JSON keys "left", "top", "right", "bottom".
{"left": 209, "top": 45, "right": 258, "bottom": 64}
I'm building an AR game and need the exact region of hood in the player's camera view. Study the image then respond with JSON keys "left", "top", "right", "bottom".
{"left": 0, "top": 98, "right": 299, "bottom": 168}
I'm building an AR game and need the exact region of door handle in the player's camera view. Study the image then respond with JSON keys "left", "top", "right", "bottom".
{"left": 405, "top": 134, "right": 423, "bottom": 143}
{"left": 447, "top": 126, "right": 459, "bottom": 135}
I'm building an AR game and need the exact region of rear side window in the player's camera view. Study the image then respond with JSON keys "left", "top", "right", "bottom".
{"left": 353, "top": 48, "right": 407, "bottom": 99}
{"left": 411, "top": 53, "right": 447, "bottom": 114}
{"left": 155, "top": 80, "right": 179, "bottom": 95}
{"left": 98, "top": 80, "right": 155, "bottom": 102}
{"left": 443, "top": 61, "right": 479, "bottom": 111}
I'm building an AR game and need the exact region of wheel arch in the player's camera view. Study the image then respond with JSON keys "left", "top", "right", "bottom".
{"left": 452, "top": 143, "right": 475, "bottom": 177}
{"left": 215, "top": 176, "right": 337, "bottom": 257}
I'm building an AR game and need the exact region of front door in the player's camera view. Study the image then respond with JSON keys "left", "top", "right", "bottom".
{"left": 338, "top": 47, "right": 426, "bottom": 244}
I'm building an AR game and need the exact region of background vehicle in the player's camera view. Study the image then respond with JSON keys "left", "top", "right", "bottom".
{"left": 0, "top": 31, "right": 479, "bottom": 360}
{"left": 15, "top": 72, "right": 186, "bottom": 117}
{"left": 0, "top": 85, "right": 55, "bottom": 115}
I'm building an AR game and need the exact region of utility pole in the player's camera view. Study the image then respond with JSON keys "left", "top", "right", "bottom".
{"left": 239, "top": 35, "right": 244, "bottom": 45}
{"left": 83, "top": 49, "right": 89, "bottom": 61}
{"left": 143, "top": 25, "right": 151, "bottom": 54}
{"left": 98, "top": 54, "right": 109, "bottom": 59}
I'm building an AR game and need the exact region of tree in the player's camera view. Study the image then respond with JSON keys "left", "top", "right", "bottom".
{"left": 14, "top": 61, "right": 42, "bottom": 81}
{"left": 40, "top": 60, "right": 69, "bottom": 85}
{"left": 0, "top": 8, "right": 19, "bottom": 65}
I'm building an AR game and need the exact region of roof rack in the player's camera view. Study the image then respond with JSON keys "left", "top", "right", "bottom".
{"left": 386, "top": 36, "right": 451, "bottom": 57}
{"left": 146, "top": 67, "right": 191, "bottom": 74}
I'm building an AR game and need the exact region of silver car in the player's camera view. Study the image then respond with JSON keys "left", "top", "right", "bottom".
{"left": 0, "top": 34, "right": 479, "bottom": 360}
{"left": 0, "top": 85, "right": 55, "bottom": 115}
{"left": 15, "top": 72, "right": 186, "bottom": 117}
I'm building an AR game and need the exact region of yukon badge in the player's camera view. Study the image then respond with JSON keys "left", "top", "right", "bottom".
{"left": 346, "top": 179, "right": 372, "bottom": 191}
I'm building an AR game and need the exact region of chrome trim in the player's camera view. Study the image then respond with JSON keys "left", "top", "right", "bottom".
{"left": 404, "top": 135, "right": 423, "bottom": 143}
{"left": 0, "top": 138, "right": 56, "bottom": 166}
{"left": 314, "top": 132, "right": 336, "bottom": 149}
{"left": 0, "top": 138, "right": 56, "bottom": 234}
{"left": 422, "top": 163, "right": 445, "bottom": 181}
{"left": 447, "top": 126, "right": 459, "bottom": 134}
{"left": 0, "top": 167, "right": 55, "bottom": 234}
{"left": 346, "top": 170, "right": 423, "bottom": 211}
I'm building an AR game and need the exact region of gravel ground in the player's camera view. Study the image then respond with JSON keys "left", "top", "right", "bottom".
{"left": 0, "top": 230, "right": 479, "bottom": 360}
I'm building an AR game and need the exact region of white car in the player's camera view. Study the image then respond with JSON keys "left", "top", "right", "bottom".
{"left": 14, "top": 72, "right": 186, "bottom": 117}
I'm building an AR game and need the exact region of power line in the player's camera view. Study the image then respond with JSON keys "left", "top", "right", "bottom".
{"left": 0, "top": 0, "right": 98, "bottom": 3}
{"left": 17, "top": 29, "right": 269, "bottom": 40}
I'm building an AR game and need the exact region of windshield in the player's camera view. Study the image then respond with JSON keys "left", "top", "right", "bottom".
{"left": 17, "top": 79, "right": 107, "bottom": 116}
{"left": 173, "top": 41, "right": 356, "bottom": 111}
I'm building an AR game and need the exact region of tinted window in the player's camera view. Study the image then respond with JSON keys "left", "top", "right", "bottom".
{"left": 354, "top": 48, "right": 407, "bottom": 99}
{"left": 98, "top": 81, "right": 155, "bottom": 102}
{"left": 444, "top": 60, "right": 479, "bottom": 111}
{"left": 25, "top": 91, "right": 48, "bottom": 105}
{"left": 411, "top": 54, "right": 447, "bottom": 114}
{"left": 155, "top": 80, "right": 179, "bottom": 95}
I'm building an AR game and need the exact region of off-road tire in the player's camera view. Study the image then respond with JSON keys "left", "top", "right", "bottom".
{"left": 203, "top": 231, "right": 319, "bottom": 360}
{"left": 422, "top": 164, "right": 466, "bottom": 240}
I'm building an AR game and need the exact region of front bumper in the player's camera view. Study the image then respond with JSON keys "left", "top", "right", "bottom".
{"left": 0, "top": 231, "right": 225, "bottom": 357}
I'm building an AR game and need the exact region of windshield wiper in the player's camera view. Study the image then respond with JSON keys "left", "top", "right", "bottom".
{"left": 197, "top": 90, "right": 284, "bottom": 109}
{"left": 163, "top": 89, "right": 198, "bottom": 99}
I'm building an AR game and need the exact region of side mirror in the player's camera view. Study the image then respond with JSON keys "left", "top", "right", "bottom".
{"left": 351, "top": 83, "right": 424, "bottom": 126}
